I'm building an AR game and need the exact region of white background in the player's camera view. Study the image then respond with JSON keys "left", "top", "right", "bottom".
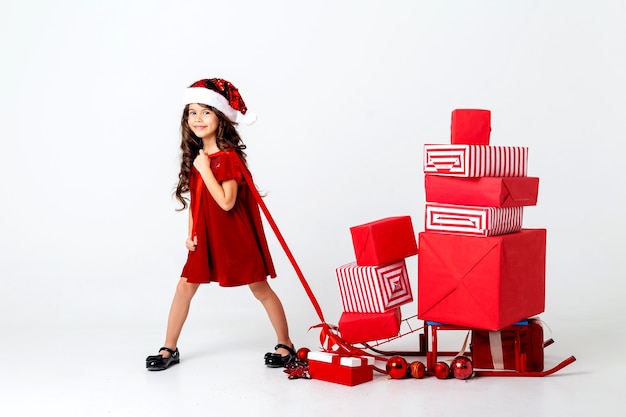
{"left": 1, "top": 1, "right": 625, "bottom": 416}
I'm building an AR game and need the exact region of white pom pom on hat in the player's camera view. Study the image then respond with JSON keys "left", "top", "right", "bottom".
{"left": 183, "top": 78, "right": 256, "bottom": 125}
{"left": 240, "top": 110, "right": 257, "bottom": 125}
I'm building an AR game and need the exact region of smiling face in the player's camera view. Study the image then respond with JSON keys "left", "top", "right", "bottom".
{"left": 187, "top": 103, "right": 219, "bottom": 142}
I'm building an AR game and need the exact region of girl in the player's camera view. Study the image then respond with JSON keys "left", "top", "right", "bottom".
{"left": 146, "top": 78, "right": 295, "bottom": 371}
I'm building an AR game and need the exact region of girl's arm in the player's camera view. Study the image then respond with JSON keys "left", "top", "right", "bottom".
{"left": 186, "top": 209, "right": 197, "bottom": 251}
{"left": 193, "top": 152, "right": 238, "bottom": 211}
{"left": 188, "top": 209, "right": 194, "bottom": 237}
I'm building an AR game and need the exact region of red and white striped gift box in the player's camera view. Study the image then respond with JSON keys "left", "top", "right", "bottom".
{"left": 336, "top": 260, "right": 413, "bottom": 313}
{"left": 425, "top": 203, "right": 524, "bottom": 237}
{"left": 423, "top": 144, "right": 528, "bottom": 177}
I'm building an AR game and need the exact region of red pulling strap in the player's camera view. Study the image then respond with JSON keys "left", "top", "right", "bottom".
{"left": 233, "top": 155, "right": 326, "bottom": 324}
{"left": 193, "top": 154, "right": 386, "bottom": 364}
{"left": 190, "top": 170, "right": 204, "bottom": 238}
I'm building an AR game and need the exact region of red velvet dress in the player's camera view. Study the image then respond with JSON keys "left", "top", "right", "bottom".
{"left": 181, "top": 151, "right": 276, "bottom": 286}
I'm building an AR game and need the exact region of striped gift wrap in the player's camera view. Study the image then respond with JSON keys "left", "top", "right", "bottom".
{"left": 425, "top": 203, "right": 523, "bottom": 237}
{"left": 336, "top": 259, "right": 413, "bottom": 313}
{"left": 423, "top": 144, "right": 528, "bottom": 177}
{"left": 336, "top": 260, "right": 413, "bottom": 313}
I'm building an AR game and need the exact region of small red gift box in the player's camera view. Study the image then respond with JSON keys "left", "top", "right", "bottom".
{"left": 350, "top": 216, "right": 418, "bottom": 266}
{"left": 471, "top": 319, "right": 544, "bottom": 371}
{"left": 451, "top": 109, "right": 491, "bottom": 145}
{"left": 338, "top": 308, "right": 402, "bottom": 343}
{"left": 308, "top": 351, "right": 375, "bottom": 386}
{"left": 424, "top": 203, "right": 523, "bottom": 237}
{"left": 424, "top": 175, "right": 540, "bottom": 207}
{"left": 423, "top": 144, "right": 528, "bottom": 177}
{"left": 417, "top": 229, "right": 546, "bottom": 330}
{"left": 336, "top": 260, "right": 413, "bottom": 313}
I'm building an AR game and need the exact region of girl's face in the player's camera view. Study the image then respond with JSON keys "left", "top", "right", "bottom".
{"left": 187, "top": 103, "right": 219, "bottom": 141}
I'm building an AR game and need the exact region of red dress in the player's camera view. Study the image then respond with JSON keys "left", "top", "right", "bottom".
{"left": 181, "top": 151, "right": 276, "bottom": 286}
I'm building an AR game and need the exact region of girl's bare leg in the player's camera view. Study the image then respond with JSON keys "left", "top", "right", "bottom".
{"left": 159, "top": 277, "right": 200, "bottom": 357}
{"left": 249, "top": 280, "right": 293, "bottom": 355}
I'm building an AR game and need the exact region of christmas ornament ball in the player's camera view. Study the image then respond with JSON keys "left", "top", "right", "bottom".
{"left": 386, "top": 356, "right": 408, "bottom": 379}
{"left": 433, "top": 361, "right": 452, "bottom": 379}
{"left": 451, "top": 356, "right": 474, "bottom": 380}
{"left": 296, "top": 347, "right": 310, "bottom": 361}
{"left": 408, "top": 361, "right": 426, "bottom": 379}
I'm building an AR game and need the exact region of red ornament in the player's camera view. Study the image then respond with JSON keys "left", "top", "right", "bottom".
{"left": 296, "top": 347, "right": 310, "bottom": 361}
{"left": 451, "top": 356, "right": 474, "bottom": 380}
{"left": 433, "top": 361, "right": 451, "bottom": 379}
{"left": 408, "top": 361, "right": 426, "bottom": 379}
{"left": 386, "top": 356, "right": 408, "bottom": 379}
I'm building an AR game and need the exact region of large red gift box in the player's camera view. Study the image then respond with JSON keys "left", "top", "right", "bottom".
{"left": 423, "top": 144, "right": 528, "bottom": 177}
{"left": 337, "top": 260, "right": 413, "bottom": 313}
{"left": 338, "top": 308, "right": 402, "bottom": 343}
{"left": 471, "top": 319, "right": 545, "bottom": 371}
{"left": 451, "top": 109, "right": 491, "bottom": 145}
{"left": 307, "top": 351, "right": 375, "bottom": 386}
{"left": 350, "top": 216, "right": 418, "bottom": 266}
{"left": 424, "top": 203, "right": 523, "bottom": 237}
{"left": 417, "top": 229, "right": 546, "bottom": 330}
{"left": 424, "top": 175, "right": 540, "bottom": 207}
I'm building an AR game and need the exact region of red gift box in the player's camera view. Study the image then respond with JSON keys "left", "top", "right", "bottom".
{"left": 424, "top": 203, "right": 523, "bottom": 237}
{"left": 350, "top": 216, "right": 418, "bottom": 266}
{"left": 451, "top": 109, "right": 491, "bottom": 145}
{"left": 471, "top": 319, "right": 544, "bottom": 371}
{"left": 424, "top": 175, "right": 540, "bottom": 207}
{"left": 307, "top": 351, "right": 375, "bottom": 386}
{"left": 423, "top": 144, "right": 528, "bottom": 177}
{"left": 336, "top": 260, "right": 413, "bottom": 313}
{"left": 338, "top": 308, "right": 402, "bottom": 343}
{"left": 417, "top": 229, "right": 546, "bottom": 330}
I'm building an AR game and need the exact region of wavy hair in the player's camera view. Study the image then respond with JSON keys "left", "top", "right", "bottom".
{"left": 174, "top": 104, "right": 247, "bottom": 210}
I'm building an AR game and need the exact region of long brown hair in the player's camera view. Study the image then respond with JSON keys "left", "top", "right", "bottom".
{"left": 174, "top": 104, "right": 247, "bottom": 210}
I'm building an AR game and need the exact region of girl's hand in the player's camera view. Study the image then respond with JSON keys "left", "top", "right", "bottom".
{"left": 186, "top": 235, "right": 198, "bottom": 251}
{"left": 193, "top": 150, "right": 210, "bottom": 173}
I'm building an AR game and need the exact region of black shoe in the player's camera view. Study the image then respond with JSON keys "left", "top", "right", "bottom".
{"left": 146, "top": 347, "right": 180, "bottom": 371}
{"left": 264, "top": 344, "right": 296, "bottom": 368}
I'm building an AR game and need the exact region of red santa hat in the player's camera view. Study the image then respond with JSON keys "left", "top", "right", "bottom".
{"left": 183, "top": 78, "right": 257, "bottom": 124}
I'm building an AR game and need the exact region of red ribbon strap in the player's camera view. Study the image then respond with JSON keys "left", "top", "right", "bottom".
{"left": 189, "top": 155, "right": 390, "bottom": 367}
{"left": 233, "top": 155, "right": 326, "bottom": 323}
{"left": 190, "top": 170, "right": 204, "bottom": 238}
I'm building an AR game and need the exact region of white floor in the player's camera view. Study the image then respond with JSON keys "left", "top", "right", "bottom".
{"left": 1, "top": 313, "right": 623, "bottom": 417}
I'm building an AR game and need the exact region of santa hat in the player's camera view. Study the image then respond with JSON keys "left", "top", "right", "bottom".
{"left": 183, "top": 78, "right": 257, "bottom": 124}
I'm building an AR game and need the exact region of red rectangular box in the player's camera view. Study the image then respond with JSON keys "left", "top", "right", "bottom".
{"left": 471, "top": 318, "right": 544, "bottom": 371}
{"left": 417, "top": 229, "right": 546, "bottom": 330}
{"left": 307, "top": 352, "right": 374, "bottom": 386}
{"left": 424, "top": 203, "right": 523, "bottom": 237}
{"left": 350, "top": 216, "right": 418, "bottom": 266}
{"left": 336, "top": 260, "right": 413, "bottom": 313}
{"left": 338, "top": 309, "right": 402, "bottom": 343}
{"left": 423, "top": 144, "right": 528, "bottom": 177}
{"left": 451, "top": 109, "right": 491, "bottom": 145}
{"left": 424, "top": 175, "right": 540, "bottom": 207}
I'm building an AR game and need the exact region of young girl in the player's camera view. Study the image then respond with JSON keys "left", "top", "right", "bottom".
{"left": 146, "top": 78, "right": 295, "bottom": 371}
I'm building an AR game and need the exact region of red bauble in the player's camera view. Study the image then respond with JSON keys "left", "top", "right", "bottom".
{"left": 296, "top": 347, "right": 310, "bottom": 361}
{"left": 386, "top": 356, "right": 408, "bottom": 379}
{"left": 408, "top": 361, "right": 426, "bottom": 379}
{"left": 433, "top": 361, "right": 452, "bottom": 379}
{"left": 451, "top": 356, "right": 474, "bottom": 380}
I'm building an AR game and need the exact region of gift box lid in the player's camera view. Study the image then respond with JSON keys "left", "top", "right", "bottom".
{"left": 307, "top": 351, "right": 375, "bottom": 367}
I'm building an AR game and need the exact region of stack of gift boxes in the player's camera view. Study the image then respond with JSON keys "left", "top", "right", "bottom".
{"left": 307, "top": 216, "right": 419, "bottom": 386}
{"left": 308, "top": 109, "right": 548, "bottom": 385}
{"left": 419, "top": 109, "right": 546, "bottom": 371}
